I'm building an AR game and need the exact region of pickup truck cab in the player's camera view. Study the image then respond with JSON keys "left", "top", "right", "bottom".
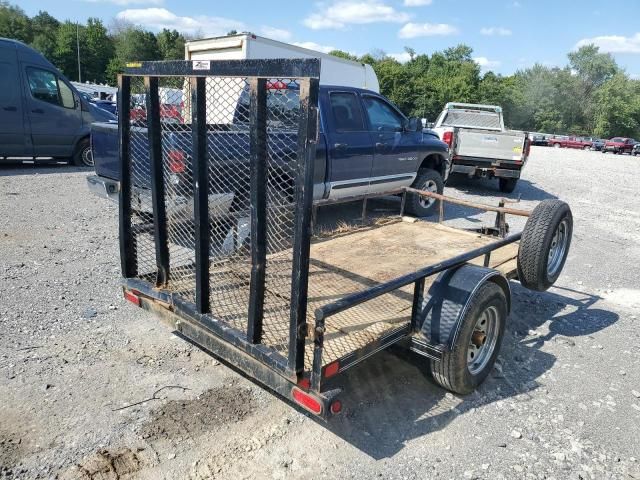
{"left": 89, "top": 85, "right": 449, "bottom": 216}
{"left": 603, "top": 137, "right": 635, "bottom": 154}
{"left": 0, "top": 38, "right": 116, "bottom": 166}
{"left": 548, "top": 136, "right": 593, "bottom": 150}
{"left": 431, "top": 103, "right": 529, "bottom": 193}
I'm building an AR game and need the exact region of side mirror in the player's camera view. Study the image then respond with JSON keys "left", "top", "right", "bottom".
{"left": 407, "top": 117, "right": 421, "bottom": 132}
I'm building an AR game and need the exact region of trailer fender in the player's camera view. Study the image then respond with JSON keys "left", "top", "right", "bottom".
{"left": 417, "top": 264, "right": 510, "bottom": 350}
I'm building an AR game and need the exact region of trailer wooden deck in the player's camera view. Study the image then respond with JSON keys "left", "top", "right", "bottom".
{"left": 304, "top": 218, "right": 518, "bottom": 368}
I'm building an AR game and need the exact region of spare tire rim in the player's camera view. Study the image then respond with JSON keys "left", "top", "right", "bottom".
{"left": 418, "top": 179, "right": 438, "bottom": 208}
{"left": 82, "top": 146, "right": 94, "bottom": 167}
{"left": 547, "top": 218, "right": 569, "bottom": 277}
{"left": 467, "top": 305, "right": 499, "bottom": 375}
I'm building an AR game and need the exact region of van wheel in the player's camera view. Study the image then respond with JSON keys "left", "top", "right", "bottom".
{"left": 517, "top": 199, "right": 573, "bottom": 291}
{"left": 73, "top": 138, "right": 93, "bottom": 167}
{"left": 430, "top": 282, "right": 507, "bottom": 395}
{"left": 406, "top": 168, "right": 444, "bottom": 217}
{"left": 498, "top": 178, "right": 518, "bottom": 193}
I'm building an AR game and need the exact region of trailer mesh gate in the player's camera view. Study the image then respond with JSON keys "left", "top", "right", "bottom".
{"left": 118, "top": 60, "right": 319, "bottom": 377}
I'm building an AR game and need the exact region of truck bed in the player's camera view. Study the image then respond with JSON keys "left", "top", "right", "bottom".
{"left": 455, "top": 128, "right": 527, "bottom": 163}
{"left": 145, "top": 219, "right": 518, "bottom": 371}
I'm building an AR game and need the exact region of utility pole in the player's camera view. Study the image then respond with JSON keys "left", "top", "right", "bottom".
{"left": 76, "top": 22, "right": 81, "bottom": 83}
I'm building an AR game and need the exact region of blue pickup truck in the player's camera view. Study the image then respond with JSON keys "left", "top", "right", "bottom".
{"left": 88, "top": 85, "right": 449, "bottom": 216}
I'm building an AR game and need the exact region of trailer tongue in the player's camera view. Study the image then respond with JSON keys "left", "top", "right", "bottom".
{"left": 116, "top": 59, "right": 573, "bottom": 419}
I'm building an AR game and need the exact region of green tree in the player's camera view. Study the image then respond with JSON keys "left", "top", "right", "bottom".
{"left": 0, "top": 1, "right": 32, "bottom": 43}
{"left": 106, "top": 27, "right": 161, "bottom": 84}
{"left": 52, "top": 21, "right": 83, "bottom": 81}
{"left": 157, "top": 28, "right": 185, "bottom": 60}
{"left": 593, "top": 73, "right": 640, "bottom": 138}
{"left": 328, "top": 49, "right": 358, "bottom": 61}
{"left": 30, "top": 11, "right": 59, "bottom": 59}
{"left": 83, "top": 18, "right": 114, "bottom": 83}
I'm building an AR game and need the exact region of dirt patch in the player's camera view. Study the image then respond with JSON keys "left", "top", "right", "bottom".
{"left": 58, "top": 448, "right": 147, "bottom": 480}
{"left": 138, "top": 383, "right": 257, "bottom": 442}
{"left": 0, "top": 427, "right": 27, "bottom": 478}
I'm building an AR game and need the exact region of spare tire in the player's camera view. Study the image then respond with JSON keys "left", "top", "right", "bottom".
{"left": 517, "top": 199, "right": 573, "bottom": 291}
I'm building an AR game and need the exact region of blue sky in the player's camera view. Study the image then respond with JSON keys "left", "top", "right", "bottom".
{"left": 18, "top": 0, "right": 640, "bottom": 76}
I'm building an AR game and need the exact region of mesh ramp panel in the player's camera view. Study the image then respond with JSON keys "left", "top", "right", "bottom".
{"left": 128, "top": 76, "right": 157, "bottom": 280}
{"left": 261, "top": 79, "right": 302, "bottom": 354}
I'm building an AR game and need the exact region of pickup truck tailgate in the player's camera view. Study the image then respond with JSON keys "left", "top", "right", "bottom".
{"left": 455, "top": 128, "right": 527, "bottom": 163}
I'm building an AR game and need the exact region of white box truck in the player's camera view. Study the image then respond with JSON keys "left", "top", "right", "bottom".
{"left": 184, "top": 33, "right": 379, "bottom": 93}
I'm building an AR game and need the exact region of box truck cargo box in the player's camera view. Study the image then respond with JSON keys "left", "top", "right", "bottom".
{"left": 185, "top": 33, "right": 379, "bottom": 93}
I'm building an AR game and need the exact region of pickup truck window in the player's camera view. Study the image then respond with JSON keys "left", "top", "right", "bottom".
{"left": 329, "top": 92, "right": 365, "bottom": 132}
{"left": 362, "top": 96, "right": 403, "bottom": 132}
{"left": 26, "top": 67, "right": 75, "bottom": 109}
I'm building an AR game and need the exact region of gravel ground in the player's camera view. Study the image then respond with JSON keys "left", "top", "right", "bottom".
{"left": 1, "top": 146, "right": 639, "bottom": 479}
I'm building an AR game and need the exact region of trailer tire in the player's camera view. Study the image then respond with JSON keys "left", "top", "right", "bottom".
{"left": 498, "top": 178, "right": 518, "bottom": 193}
{"left": 517, "top": 199, "right": 573, "bottom": 291}
{"left": 406, "top": 168, "right": 444, "bottom": 217}
{"left": 430, "top": 282, "right": 507, "bottom": 395}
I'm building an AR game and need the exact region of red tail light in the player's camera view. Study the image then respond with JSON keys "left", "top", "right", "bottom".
{"left": 330, "top": 400, "right": 342, "bottom": 414}
{"left": 167, "top": 149, "right": 185, "bottom": 173}
{"left": 323, "top": 361, "right": 340, "bottom": 378}
{"left": 442, "top": 131, "right": 453, "bottom": 147}
{"left": 291, "top": 387, "right": 323, "bottom": 415}
{"left": 123, "top": 289, "right": 141, "bottom": 306}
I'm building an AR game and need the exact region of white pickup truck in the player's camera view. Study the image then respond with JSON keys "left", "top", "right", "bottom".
{"left": 431, "top": 103, "right": 530, "bottom": 193}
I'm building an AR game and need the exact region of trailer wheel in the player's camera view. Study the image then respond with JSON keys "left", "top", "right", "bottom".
{"left": 406, "top": 168, "right": 444, "bottom": 217}
{"left": 517, "top": 199, "right": 573, "bottom": 291}
{"left": 498, "top": 178, "right": 518, "bottom": 193}
{"left": 430, "top": 282, "right": 507, "bottom": 395}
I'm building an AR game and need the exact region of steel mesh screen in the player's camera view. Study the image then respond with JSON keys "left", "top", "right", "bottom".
{"left": 121, "top": 71, "right": 313, "bottom": 367}
{"left": 128, "top": 76, "right": 157, "bottom": 279}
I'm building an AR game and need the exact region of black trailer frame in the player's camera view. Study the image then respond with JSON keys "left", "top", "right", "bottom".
{"left": 117, "top": 59, "right": 527, "bottom": 419}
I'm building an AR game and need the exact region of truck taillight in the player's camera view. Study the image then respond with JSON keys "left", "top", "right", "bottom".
{"left": 442, "top": 131, "right": 453, "bottom": 147}
{"left": 167, "top": 150, "right": 185, "bottom": 173}
{"left": 291, "top": 387, "right": 323, "bottom": 415}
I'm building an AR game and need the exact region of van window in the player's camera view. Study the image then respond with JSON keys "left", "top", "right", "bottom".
{"left": 329, "top": 92, "right": 365, "bottom": 132}
{"left": 363, "top": 96, "right": 403, "bottom": 132}
{"left": 26, "top": 68, "right": 75, "bottom": 109}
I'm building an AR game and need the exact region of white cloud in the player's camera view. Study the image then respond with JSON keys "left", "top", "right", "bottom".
{"left": 474, "top": 56, "right": 501, "bottom": 70}
{"left": 398, "top": 22, "right": 458, "bottom": 38}
{"left": 293, "top": 41, "right": 337, "bottom": 54}
{"left": 403, "top": 0, "right": 432, "bottom": 6}
{"left": 389, "top": 51, "right": 412, "bottom": 63}
{"left": 115, "top": 8, "right": 246, "bottom": 36}
{"left": 480, "top": 26, "right": 512, "bottom": 36}
{"left": 85, "top": 0, "right": 162, "bottom": 4}
{"left": 260, "top": 26, "right": 292, "bottom": 41}
{"left": 575, "top": 33, "right": 640, "bottom": 53}
{"left": 304, "top": 1, "right": 410, "bottom": 30}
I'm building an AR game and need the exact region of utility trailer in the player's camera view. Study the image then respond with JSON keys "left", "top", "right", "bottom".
{"left": 115, "top": 59, "right": 573, "bottom": 419}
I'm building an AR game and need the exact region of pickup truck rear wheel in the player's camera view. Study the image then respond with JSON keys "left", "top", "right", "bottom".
{"left": 498, "top": 178, "right": 518, "bottom": 193}
{"left": 73, "top": 138, "right": 94, "bottom": 167}
{"left": 517, "top": 199, "right": 573, "bottom": 291}
{"left": 406, "top": 168, "right": 444, "bottom": 217}
{"left": 430, "top": 281, "right": 507, "bottom": 394}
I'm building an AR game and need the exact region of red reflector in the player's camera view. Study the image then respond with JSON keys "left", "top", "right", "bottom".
{"left": 123, "top": 290, "right": 140, "bottom": 306}
{"left": 291, "top": 387, "right": 322, "bottom": 415}
{"left": 266, "top": 80, "right": 288, "bottom": 90}
{"left": 297, "top": 378, "right": 310, "bottom": 389}
{"left": 167, "top": 150, "right": 185, "bottom": 173}
{"left": 323, "top": 361, "right": 340, "bottom": 378}
{"left": 330, "top": 400, "right": 342, "bottom": 414}
{"left": 442, "top": 131, "right": 453, "bottom": 147}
